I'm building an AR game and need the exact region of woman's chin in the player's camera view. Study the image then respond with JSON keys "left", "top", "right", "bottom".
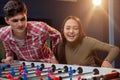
{"left": 67, "top": 39, "right": 76, "bottom": 42}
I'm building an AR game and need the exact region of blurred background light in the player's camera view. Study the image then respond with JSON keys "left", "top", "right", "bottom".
{"left": 92, "top": 0, "right": 102, "bottom": 6}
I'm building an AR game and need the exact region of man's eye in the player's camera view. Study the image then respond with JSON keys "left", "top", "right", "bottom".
{"left": 21, "top": 18, "right": 26, "bottom": 21}
{"left": 12, "top": 20, "right": 18, "bottom": 22}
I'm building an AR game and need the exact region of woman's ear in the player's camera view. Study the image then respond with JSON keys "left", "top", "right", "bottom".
{"left": 4, "top": 17, "right": 9, "bottom": 25}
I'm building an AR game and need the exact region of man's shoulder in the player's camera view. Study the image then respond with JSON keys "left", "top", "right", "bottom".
{"left": 0, "top": 26, "right": 11, "bottom": 32}
{"left": 27, "top": 21, "right": 48, "bottom": 34}
{"left": 27, "top": 21, "right": 47, "bottom": 27}
{"left": 0, "top": 26, "right": 11, "bottom": 40}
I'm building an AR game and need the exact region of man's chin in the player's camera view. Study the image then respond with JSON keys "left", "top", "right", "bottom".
{"left": 17, "top": 28, "right": 26, "bottom": 32}
{"left": 16, "top": 30, "right": 25, "bottom": 33}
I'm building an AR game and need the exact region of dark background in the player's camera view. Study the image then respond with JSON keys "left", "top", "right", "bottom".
{"left": 0, "top": 0, "right": 120, "bottom": 68}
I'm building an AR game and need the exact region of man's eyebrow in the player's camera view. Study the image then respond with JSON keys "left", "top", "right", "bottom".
{"left": 11, "top": 18, "right": 19, "bottom": 21}
{"left": 11, "top": 17, "right": 25, "bottom": 21}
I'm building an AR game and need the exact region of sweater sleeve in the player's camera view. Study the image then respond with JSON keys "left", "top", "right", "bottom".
{"left": 104, "top": 46, "right": 119, "bottom": 63}
{"left": 92, "top": 37, "right": 120, "bottom": 63}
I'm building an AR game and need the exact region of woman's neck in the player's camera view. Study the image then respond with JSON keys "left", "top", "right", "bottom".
{"left": 66, "top": 38, "right": 81, "bottom": 48}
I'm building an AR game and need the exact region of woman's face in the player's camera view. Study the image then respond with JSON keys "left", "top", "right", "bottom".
{"left": 63, "top": 19, "right": 80, "bottom": 42}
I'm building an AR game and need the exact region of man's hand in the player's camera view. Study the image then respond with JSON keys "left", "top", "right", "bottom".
{"left": 43, "top": 57, "right": 58, "bottom": 63}
{"left": 1, "top": 56, "right": 13, "bottom": 64}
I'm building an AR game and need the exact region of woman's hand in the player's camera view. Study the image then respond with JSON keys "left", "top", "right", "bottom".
{"left": 1, "top": 56, "right": 14, "bottom": 64}
{"left": 101, "top": 60, "right": 112, "bottom": 68}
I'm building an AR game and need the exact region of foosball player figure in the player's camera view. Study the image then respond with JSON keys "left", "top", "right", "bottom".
{"left": 69, "top": 67, "right": 73, "bottom": 80}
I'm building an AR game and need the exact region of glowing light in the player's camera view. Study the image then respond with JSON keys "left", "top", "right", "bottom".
{"left": 92, "top": 0, "right": 102, "bottom": 6}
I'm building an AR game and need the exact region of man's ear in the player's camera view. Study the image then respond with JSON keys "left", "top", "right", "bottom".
{"left": 4, "top": 17, "right": 9, "bottom": 24}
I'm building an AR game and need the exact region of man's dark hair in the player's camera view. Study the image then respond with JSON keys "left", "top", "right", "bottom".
{"left": 3, "top": 0, "right": 27, "bottom": 18}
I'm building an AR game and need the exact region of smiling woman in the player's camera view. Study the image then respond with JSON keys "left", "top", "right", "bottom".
{"left": 54, "top": 16, "right": 120, "bottom": 68}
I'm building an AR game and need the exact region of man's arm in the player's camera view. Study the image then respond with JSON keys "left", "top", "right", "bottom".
{"left": 1, "top": 41, "right": 14, "bottom": 64}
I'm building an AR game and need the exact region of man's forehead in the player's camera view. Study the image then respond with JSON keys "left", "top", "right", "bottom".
{"left": 9, "top": 14, "right": 26, "bottom": 20}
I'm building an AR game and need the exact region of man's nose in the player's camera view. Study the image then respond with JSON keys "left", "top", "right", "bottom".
{"left": 18, "top": 21, "right": 23, "bottom": 26}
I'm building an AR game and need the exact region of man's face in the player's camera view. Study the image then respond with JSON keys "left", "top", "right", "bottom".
{"left": 5, "top": 13, "right": 27, "bottom": 35}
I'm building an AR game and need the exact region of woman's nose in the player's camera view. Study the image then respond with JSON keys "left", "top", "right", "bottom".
{"left": 69, "top": 29, "right": 74, "bottom": 33}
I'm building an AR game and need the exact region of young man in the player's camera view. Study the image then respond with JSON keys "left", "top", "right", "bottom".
{"left": 0, "top": 0, "right": 61, "bottom": 64}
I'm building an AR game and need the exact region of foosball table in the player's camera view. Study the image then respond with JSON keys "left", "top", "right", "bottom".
{"left": 0, "top": 61, "right": 120, "bottom": 80}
